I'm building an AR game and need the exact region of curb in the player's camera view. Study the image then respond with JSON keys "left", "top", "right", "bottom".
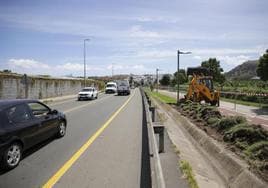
{"left": 152, "top": 99, "right": 267, "bottom": 188}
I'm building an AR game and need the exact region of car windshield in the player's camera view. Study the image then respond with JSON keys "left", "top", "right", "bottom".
{"left": 82, "top": 88, "right": 93, "bottom": 92}
{"left": 106, "top": 84, "right": 115, "bottom": 88}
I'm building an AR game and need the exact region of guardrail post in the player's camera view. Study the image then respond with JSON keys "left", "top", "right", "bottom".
{"left": 148, "top": 99, "right": 151, "bottom": 106}
{"left": 153, "top": 125, "right": 165, "bottom": 153}
{"left": 149, "top": 106, "right": 156, "bottom": 122}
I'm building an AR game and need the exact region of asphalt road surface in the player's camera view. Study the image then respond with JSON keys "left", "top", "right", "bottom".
{"left": 0, "top": 89, "right": 144, "bottom": 188}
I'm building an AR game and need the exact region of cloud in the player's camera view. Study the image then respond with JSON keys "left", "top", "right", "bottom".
{"left": 192, "top": 46, "right": 266, "bottom": 56}
{"left": 136, "top": 50, "right": 174, "bottom": 59}
{"left": 6, "top": 58, "right": 149, "bottom": 76}
{"left": 129, "top": 25, "right": 161, "bottom": 38}
{"left": 107, "top": 64, "right": 145, "bottom": 71}
{"left": 55, "top": 63, "right": 84, "bottom": 71}
{"left": 8, "top": 59, "right": 50, "bottom": 69}
{"left": 217, "top": 55, "right": 251, "bottom": 66}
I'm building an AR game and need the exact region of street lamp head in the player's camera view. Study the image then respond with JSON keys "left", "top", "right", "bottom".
{"left": 84, "top": 38, "right": 90, "bottom": 42}
{"left": 178, "top": 50, "right": 191, "bottom": 55}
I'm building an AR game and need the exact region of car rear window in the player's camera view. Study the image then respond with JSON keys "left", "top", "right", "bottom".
{"left": 82, "top": 88, "right": 93, "bottom": 91}
{"left": 106, "top": 84, "right": 115, "bottom": 87}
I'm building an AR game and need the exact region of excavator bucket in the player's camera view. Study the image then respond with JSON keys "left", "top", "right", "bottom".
{"left": 187, "top": 67, "right": 210, "bottom": 76}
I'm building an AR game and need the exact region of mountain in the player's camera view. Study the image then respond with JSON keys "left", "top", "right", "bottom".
{"left": 225, "top": 60, "right": 259, "bottom": 80}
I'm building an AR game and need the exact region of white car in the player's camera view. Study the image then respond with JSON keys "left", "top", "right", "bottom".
{"left": 105, "top": 82, "right": 117, "bottom": 94}
{"left": 78, "top": 87, "right": 98, "bottom": 100}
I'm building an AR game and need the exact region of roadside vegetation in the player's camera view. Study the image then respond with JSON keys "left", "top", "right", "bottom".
{"left": 177, "top": 100, "right": 268, "bottom": 181}
{"left": 179, "top": 160, "right": 199, "bottom": 188}
{"left": 144, "top": 88, "right": 177, "bottom": 104}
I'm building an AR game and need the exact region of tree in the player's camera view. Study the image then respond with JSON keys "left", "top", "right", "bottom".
{"left": 3, "top": 69, "right": 12, "bottom": 73}
{"left": 160, "top": 74, "right": 171, "bottom": 86}
{"left": 171, "top": 69, "right": 187, "bottom": 86}
{"left": 257, "top": 49, "right": 268, "bottom": 81}
{"left": 201, "top": 58, "right": 225, "bottom": 84}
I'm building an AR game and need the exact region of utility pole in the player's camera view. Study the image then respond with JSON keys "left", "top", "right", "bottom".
{"left": 112, "top": 63, "right": 114, "bottom": 78}
{"left": 156, "top": 68, "right": 159, "bottom": 92}
{"left": 177, "top": 50, "right": 191, "bottom": 104}
{"left": 84, "top": 39, "right": 90, "bottom": 87}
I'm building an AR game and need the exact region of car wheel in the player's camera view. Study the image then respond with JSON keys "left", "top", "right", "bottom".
{"left": 2, "top": 143, "right": 22, "bottom": 169}
{"left": 95, "top": 94, "right": 98, "bottom": 99}
{"left": 57, "top": 121, "right": 66, "bottom": 138}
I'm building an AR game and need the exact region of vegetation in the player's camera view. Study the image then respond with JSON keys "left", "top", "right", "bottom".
{"left": 159, "top": 74, "right": 171, "bottom": 86}
{"left": 177, "top": 100, "right": 268, "bottom": 180}
{"left": 145, "top": 88, "right": 176, "bottom": 104}
{"left": 170, "top": 69, "right": 187, "bottom": 87}
{"left": 257, "top": 49, "right": 268, "bottom": 81}
{"left": 201, "top": 58, "right": 225, "bottom": 84}
{"left": 179, "top": 160, "right": 199, "bottom": 188}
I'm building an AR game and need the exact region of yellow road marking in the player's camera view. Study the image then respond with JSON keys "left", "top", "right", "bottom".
{"left": 43, "top": 90, "right": 136, "bottom": 188}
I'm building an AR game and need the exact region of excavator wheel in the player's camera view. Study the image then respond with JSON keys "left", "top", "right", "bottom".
{"left": 210, "top": 100, "right": 218, "bottom": 106}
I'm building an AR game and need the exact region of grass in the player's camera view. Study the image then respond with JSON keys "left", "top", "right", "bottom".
{"left": 220, "top": 97, "right": 268, "bottom": 108}
{"left": 144, "top": 88, "right": 177, "bottom": 104}
{"left": 179, "top": 160, "right": 199, "bottom": 188}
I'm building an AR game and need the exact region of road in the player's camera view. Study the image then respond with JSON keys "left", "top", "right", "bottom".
{"left": 158, "top": 89, "right": 268, "bottom": 127}
{"left": 0, "top": 88, "right": 145, "bottom": 188}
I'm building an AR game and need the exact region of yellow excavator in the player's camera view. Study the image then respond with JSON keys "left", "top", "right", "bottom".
{"left": 185, "top": 67, "right": 220, "bottom": 106}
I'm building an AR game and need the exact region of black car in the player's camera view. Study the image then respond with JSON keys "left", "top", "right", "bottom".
{"left": 0, "top": 99, "right": 67, "bottom": 169}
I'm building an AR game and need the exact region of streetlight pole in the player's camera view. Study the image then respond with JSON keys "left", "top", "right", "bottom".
{"left": 84, "top": 38, "right": 90, "bottom": 87}
{"left": 177, "top": 50, "right": 191, "bottom": 104}
{"left": 156, "top": 68, "right": 159, "bottom": 92}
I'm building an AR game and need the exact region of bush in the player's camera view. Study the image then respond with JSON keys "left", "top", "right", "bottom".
{"left": 224, "top": 123, "right": 268, "bottom": 144}
{"left": 215, "top": 116, "right": 246, "bottom": 132}
{"left": 207, "top": 117, "right": 220, "bottom": 126}
{"left": 245, "top": 141, "right": 268, "bottom": 160}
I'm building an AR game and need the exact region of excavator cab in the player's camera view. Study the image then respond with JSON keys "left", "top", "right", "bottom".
{"left": 198, "top": 77, "right": 213, "bottom": 91}
{"left": 185, "top": 67, "right": 220, "bottom": 106}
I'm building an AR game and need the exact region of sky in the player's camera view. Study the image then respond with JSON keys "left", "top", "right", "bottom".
{"left": 0, "top": 0, "right": 267, "bottom": 77}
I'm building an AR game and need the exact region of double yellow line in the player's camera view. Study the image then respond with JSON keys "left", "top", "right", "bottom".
{"left": 43, "top": 90, "right": 136, "bottom": 188}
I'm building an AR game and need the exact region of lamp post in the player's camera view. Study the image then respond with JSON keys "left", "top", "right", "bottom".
{"left": 156, "top": 68, "right": 159, "bottom": 92}
{"left": 177, "top": 50, "right": 191, "bottom": 104}
{"left": 84, "top": 38, "right": 90, "bottom": 87}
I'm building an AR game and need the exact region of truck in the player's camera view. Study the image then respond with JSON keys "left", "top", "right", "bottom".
{"left": 105, "top": 81, "right": 117, "bottom": 94}
{"left": 116, "top": 80, "right": 130, "bottom": 95}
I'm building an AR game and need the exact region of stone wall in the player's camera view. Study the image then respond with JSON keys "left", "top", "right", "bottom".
{"left": 0, "top": 73, "right": 103, "bottom": 99}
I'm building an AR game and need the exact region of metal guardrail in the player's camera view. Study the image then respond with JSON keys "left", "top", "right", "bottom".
{"left": 140, "top": 88, "right": 166, "bottom": 188}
